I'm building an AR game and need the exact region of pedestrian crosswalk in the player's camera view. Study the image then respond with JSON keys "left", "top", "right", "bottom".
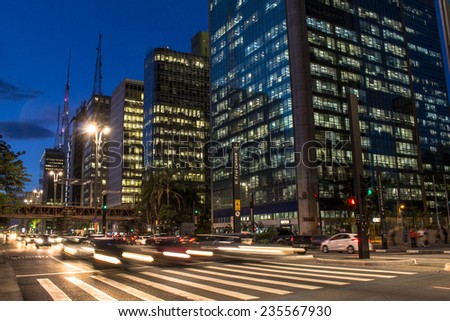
{"left": 11, "top": 255, "right": 50, "bottom": 260}
{"left": 32, "top": 262, "right": 417, "bottom": 301}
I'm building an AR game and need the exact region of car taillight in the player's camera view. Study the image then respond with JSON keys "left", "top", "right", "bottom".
{"left": 351, "top": 237, "right": 358, "bottom": 242}
{"left": 290, "top": 236, "right": 294, "bottom": 242}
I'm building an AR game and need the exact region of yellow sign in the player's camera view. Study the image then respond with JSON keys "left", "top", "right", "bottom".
{"left": 235, "top": 200, "right": 241, "bottom": 211}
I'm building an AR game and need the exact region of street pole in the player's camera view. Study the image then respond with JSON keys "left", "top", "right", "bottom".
{"left": 432, "top": 175, "right": 441, "bottom": 230}
{"left": 348, "top": 94, "right": 370, "bottom": 259}
{"left": 250, "top": 192, "right": 255, "bottom": 232}
{"left": 377, "top": 166, "right": 388, "bottom": 249}
{"left": 444, "top": 174, "right": 450, "bottom": 229}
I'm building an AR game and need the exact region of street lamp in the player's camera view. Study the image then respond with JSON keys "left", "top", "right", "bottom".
{"left": 49, "top": 171, "right": 63, "bottom": 205}
{"left": 33, "top": 189, "right": 43, "bottom": 204}
{"left": 87, "top": 123, "right": 110, "bottom": 233}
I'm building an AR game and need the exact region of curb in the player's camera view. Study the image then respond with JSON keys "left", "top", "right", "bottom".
{"left": 315, "top": 257, "right": 417, "bottom": 267}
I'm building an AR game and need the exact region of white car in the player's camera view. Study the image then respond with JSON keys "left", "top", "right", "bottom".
{"left": 320, "top": 233, "right": 373, "bottom": 254}
{"left": 134, "top": 236, "right": 150, "bottom": 245}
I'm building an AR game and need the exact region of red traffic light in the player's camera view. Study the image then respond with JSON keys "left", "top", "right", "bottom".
{"left": 313, "top": 193, "right": 319, "bottom": 200}
{"left": 347, "top": 197, "right": 357, "bottom": 206}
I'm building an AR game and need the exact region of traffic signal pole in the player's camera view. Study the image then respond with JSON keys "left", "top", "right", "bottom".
{"left": 348, "top": 95, "right": 370, "bottom": 259}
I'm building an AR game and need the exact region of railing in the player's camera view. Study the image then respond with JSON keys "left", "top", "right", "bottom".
{"left": 0, "top": 204, "right": 136, "bottom": 221}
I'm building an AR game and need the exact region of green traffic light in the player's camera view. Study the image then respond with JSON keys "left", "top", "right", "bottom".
{"left": 367, "top": 188, "right": 374, "bottom": 196}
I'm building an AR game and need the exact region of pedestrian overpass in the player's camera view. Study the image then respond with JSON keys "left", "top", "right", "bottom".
{"left": 0, "top": 204, "right": 137, "bottom": 221}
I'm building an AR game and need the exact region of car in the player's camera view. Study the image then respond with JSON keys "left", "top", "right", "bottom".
{"left": 91, "top": 237, "right": 125, "bottom": 269}
{"left": 34, "top": 235, "right": 52, "bottom": 248}
{"left": 145, "top": 234, "right": 178, "bottom": 246}
{"left": 48, "top": 234, "right": 64, "bottom": 244}
{"left": 311, "top": 235, "right": 331, "bottom": 248}
{"left": 134, "top": 236, "right": 150, "bottom": 245}
{"left": 24, "top": 234, "right": 37, "bottom": 246}
{"left": 61, "top": 236, "right": 95, "bottom": 259}
{"left": 320, "top": 233, "right": 373, "bottom": 254}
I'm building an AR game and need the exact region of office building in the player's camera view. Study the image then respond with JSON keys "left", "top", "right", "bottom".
{"left": 209, "top": 0, "right": 450, "bottom": 233}
{"left": 108, "top": 79, "right": 144, "bottom": 208}
{"left": 39, "top": 148, "right": 65, "bottom": 205}
{"left": 143, "top": 35, "right": 210, "bottom": 212}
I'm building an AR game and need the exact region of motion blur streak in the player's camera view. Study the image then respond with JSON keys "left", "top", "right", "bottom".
{"left": 122, "top": 251, "right": 154, "bottom": 263}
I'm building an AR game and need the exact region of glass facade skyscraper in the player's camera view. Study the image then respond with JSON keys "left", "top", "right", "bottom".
{"left": 210, "top": 0, "right": 450, "bottom": 234}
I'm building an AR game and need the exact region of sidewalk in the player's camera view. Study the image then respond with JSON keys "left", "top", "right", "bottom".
{"left": 0, "top": 242, "right": 23, "bottom": 301}
{"left": 373, "top": 241, "right": 450, "bottom": 253}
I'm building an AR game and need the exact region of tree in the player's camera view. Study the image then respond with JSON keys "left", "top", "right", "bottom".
{"left": 140, "top": 169, "right": 184, "bottom": 233}
{"left": 0, "top": 135, "right": 30, "bottom": 198}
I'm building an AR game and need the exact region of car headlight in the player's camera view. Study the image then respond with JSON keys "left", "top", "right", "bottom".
{"left": 35, "top": 238, "right": 44, "bottom": 244}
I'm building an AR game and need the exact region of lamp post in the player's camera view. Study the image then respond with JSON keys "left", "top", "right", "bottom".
{"left": 33, "top": 189, "right": 43, "bottom": 204}
{"left": 87, "top": 123, "right": 110, "bottom": 233}
{"left": 49, "top": 171, "right": 63, "bottom": 205}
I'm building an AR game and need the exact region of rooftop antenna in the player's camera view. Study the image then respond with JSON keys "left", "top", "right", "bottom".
{"left": 93, "top": 33, "right": 103, "bottom": 95}
{"left": 55, "top": 104, "right": 61, "bottom": 149}
{"left": 61, "top": 49, "right": 71, "bottom": 149}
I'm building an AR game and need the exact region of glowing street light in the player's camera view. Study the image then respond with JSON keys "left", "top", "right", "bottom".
{"left": 86, "top": 123, "right": 110, "bottom": 233}
{"left": 49, "top": 171, "right": 63, "bottom": 205}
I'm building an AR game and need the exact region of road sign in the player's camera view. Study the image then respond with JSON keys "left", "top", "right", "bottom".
{"left": 235, "top": 211, "right": 241, "bottom": 217}
{"left": 235, "top": 200, "right": 241, "bottom": 211}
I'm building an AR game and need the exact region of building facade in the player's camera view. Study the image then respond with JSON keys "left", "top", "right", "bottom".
{"left": 39, "top": 148, "right": 65, "bottom": 205}
{"left": 209, "top": 0, "right": 450, "bottom": 234}
{"left": 143, "top": 40, "right": 210, "bottom": 223}
{"left": 108, "top": 79, "right": 144, "bottom": 208}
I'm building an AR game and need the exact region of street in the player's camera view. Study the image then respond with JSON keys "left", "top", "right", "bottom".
{"left": 2, "top": 242, "right": 450, "bottom": 301}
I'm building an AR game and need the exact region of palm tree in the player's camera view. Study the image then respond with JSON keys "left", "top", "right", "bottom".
{"left": 141, "top": 169, "right": 184, "bottom": 233}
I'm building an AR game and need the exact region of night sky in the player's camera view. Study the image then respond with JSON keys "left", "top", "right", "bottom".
{"left": 0, "top": 0, "right": 208, "bottom": 190}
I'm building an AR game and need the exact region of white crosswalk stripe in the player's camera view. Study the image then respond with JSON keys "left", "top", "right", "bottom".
{"left": 165, "top": 269, "right": 293, "bottom": 295}
{"left": 140, "top": 271, "right": 258, "bottom": 300}
{"left": 65, "top": 276, "right": 117, "bottom": 301}
{"left": 244, "top": 262, "right": 396, "bottom": 279}
{"left": 37, "top": 278, "right": 71, "bottom": 301}
{"left": 224, "top": 263, "right": 374, "bottom": 282}
{"left": 117, "top": 273, "right": 214, "bottom": 301}
{"left": 286, "top": 262, "right": 418, "bottom": 275}
{"left": 33, "top": 262, "right": 416, "bottom": 301}
{"left": 204, "top": 265, "right": 348, "bottom": 285}
{"left": 185, "top": 267, "right": 323, "bottom": 290}
{"left": 90, "top": 275, "right": 163, "bottom": 301}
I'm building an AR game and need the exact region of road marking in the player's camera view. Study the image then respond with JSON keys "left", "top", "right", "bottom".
{"left": 50, "top": 255, "right": 88, "bottom": 272}
{"left": 16, "top": 270, "right": 97, "bottom": 278}
{"left": 225, "top": 263, "right": 373, "bottom": 282}
{"left": 166, "top": 269, "right": 292, "bottom": 295}
{"left": 65, "top": 276, "right": 117, "bottom": 301}
{"left": 185, "top": 267, "right": 321, "bottom": 290}
{"left": 220, "top": 264, "right": 350, "bottom": 285}
{"left": 91, "top": 275, "right": 163, "bottom": 301}
{"left": 140, "top": 271, "right": 258, "bottom": 300}
{"left": 247, "top": 263, "right": 394, "bottom": 279}
{"left": 118, "top": 273, "right": 214, "bottom": 301}
{"left": 268, "top": 262, "right": 417, "bottom": 275}
{"left": 37, "top": 278, "right": 71, "bottom": 301}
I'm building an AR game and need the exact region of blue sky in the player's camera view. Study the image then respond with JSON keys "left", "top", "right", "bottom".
{"left": 0, "top": 0, "right": 208, "bottom": 190}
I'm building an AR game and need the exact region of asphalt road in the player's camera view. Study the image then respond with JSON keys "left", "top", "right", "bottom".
{"left": 3, "top": 242, "right": 450, "bottom": 301}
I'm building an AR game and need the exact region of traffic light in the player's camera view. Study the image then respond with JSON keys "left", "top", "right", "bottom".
{"left": 313, "top": 193, "right": 319, "bottom": 201}
{"left": 347, "top": 197, "right": 357, "bottom": 206}
{"left": 102, "top": 194, "right": 107, "bottom": 210}
{"left": 194, "top": 209, "right": 199, "bottom": 215}
{"left": 361, "top": 176, "right": 373, "bottom": 197}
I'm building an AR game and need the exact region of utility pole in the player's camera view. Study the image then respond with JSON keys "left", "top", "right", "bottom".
{"left": 348, "top": 94, "right": 370, "bottom": 259}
